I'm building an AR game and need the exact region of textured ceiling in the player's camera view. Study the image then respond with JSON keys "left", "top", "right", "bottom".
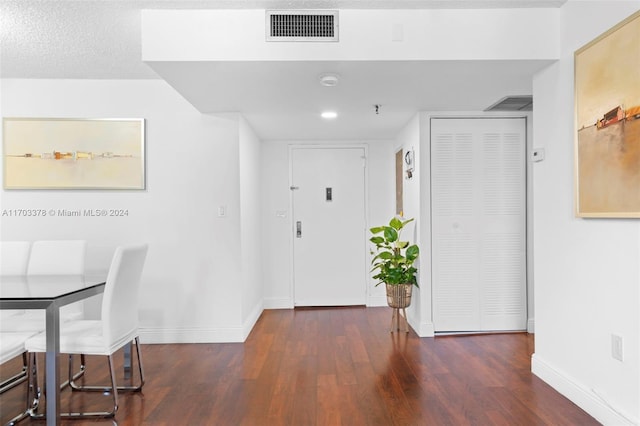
{"left": 1, "top": 1, "right": 156, "bottom": 79}
{"left": 0, "top": 0, "right": 566, "bottom": 80}
{"left": 0, "top": 0, "right": 566, "bottom": 140}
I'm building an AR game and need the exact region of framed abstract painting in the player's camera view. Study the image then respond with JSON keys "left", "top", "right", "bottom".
{"left": 3, "top": 118, "right": 145, "bottom": 190}
{"left": 574, "top": 10, "right": 640, "bottom": 218}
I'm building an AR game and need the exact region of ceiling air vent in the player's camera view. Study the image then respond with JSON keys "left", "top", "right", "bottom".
{"left": 485, "top": 96, "right": 533, "bottom": 112}
{"left": 266, "top": 10, "right": 339, "bottom": 42}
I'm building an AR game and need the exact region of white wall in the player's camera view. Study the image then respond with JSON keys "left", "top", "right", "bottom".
{"left": 418, "top": 113, "right": 436, "bottom": 337}
{"left": 260, "top": 141, "right": 292, "bottom": 308}
{"left": 393, "top": 115, "right": 424, "bottom": 330}
{"left": 532, "top": 2, "right": 640, "bottom": 424}
{"left": 239, "top": 116, "right": 264, "bottom": 337}
{"left": 260, "top": 139, "right": 395, "bottom": 308}
{"left": 0, "top": 79, "right": 260, "bottom": 343}
{"left": 367, "top": 141, "right": 398, "bottom": 305}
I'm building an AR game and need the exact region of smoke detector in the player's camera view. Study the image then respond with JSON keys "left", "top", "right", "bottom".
{"left": 319, "top": 74, "right": 340, "bottom": 87}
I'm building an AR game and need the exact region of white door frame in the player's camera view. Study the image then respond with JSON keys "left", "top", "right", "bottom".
{"left": 288, "top": 144, "right": 370, "bottom": 306}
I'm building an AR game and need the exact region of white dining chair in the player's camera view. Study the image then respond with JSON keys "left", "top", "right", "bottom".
{"left": 1, "top": 240, "right": 86, "bottom": 330}
{"left": 0, "top": 279, "right": 35, "bottom": 401}
{"left": 22, "top": 240, "right": 89, "bottom": 387}
{"left": 0, "top": 241, "right": 33, "bottom": 324}
{"left": 0, "top": 242, "right": 36, "bottom": 405}
{"left": 0, "top": 275, "right": 46, "bottom": 334}
{"left": 0, "top": 241, "right": 31, "bottom": 276}
{"left": 25, "top": 243, "right": 148, "bottom": 419}
{"left": 27, "top": 240, "right": 87, "bottom": 321}
{"left": 0, "top": 332, "right": 32, "bottom": 393}
{"left": 0, "top": 332, "right": 38, "bottom": 424}
{"left": 27, "top": 240, "right": 86, "bottom": 276}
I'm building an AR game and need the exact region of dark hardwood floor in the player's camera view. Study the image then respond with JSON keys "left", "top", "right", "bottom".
{"left": 1, "top": 307, "right": 600, "bottom": 425}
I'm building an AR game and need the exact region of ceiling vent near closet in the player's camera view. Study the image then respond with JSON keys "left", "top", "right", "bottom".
{"left": 485, "top": 96, "right": 533, "bottom": 112}
{"left": 266, "top": 10, "right": 339, "bottom": 42}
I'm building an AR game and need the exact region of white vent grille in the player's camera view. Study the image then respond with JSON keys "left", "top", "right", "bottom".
{"left": 485, "top": 96, "right": 533, "bottom": 112}
{"left": 266, "top": 10, "right": 338, "bottom": 42}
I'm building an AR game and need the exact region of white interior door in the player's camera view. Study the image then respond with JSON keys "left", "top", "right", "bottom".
{"left": 291, "top": 147, "right": 367, "bottom": 306}
{"left": 431, "top": 118, "right": 527, "bottom": 332}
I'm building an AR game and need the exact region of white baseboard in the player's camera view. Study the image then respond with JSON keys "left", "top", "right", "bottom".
{"left": 139, "top": 303, "right": 433, "bottom": 343}
{"left": 140, "top": 302, "right": 264, "bottom": 344}
{"left": 527, "top": 318, "right": 535, "bottom": 333}
{"left": 367, "top": 295, "right": 387, "bottom": 307}
{"left": 267, "top": 296, "right": 391, "bottom": 308}
{"left": 242, "top": 301, "right": 264, "bottom": 340}
{"left": 531, "top": 354, "right": 636, "bottom": 425}
{"left": 295, "top": 298, "right": 366, "bottom": 306}
{"left": 416, "top": 321, "right": 435, "bottom": 337}
{"left": 267, "top": 297, "right": 386, "bottom": 309}
{"left": 139, "top": 327, "right": 246, "bottom": 343}
{"left": 263, "top": 297, "right": 294, "bottom": 309}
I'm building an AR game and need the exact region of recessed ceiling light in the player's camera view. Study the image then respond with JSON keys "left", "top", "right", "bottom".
{"left": 321, "top": 111, "right": 338, "bottom": 119}
{"left": 319, "top": 74, "right": 340, "bottom": 87}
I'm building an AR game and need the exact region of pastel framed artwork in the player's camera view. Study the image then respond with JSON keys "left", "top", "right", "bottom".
{"left": 3, "top": 118, "right": 145, "bottom": 190}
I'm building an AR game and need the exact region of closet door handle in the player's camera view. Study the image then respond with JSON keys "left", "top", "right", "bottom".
{"left": 296, "top": 221, "right": 302, "bottom": 238}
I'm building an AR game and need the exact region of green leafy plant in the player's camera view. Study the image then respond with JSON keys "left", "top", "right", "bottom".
{"left": 370, "top": 217, "right": 419, "bottom": 287}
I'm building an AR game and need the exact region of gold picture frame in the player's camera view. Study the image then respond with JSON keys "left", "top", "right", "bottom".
{"left": 574, "top": 11, "right": 640, "bottom": 218}
{"left": 3, "top": 117, "right": 145, "bottom": 190}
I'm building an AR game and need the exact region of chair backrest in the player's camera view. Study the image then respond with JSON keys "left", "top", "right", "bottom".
{"left": 0, "top": 241, "right": 31, "bottom": 276}
{"left": 101, "top": 244, "right": 148, "bottom": 345}
{"left": 27, "top": 240, "right": 86, "bottom": 275}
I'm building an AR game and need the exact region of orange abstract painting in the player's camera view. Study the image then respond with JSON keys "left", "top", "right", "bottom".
{"left": 575, "top": 11, "right": 640, "bottom": 217}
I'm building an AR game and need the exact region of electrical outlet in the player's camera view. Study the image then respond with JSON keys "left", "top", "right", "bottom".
{"left": 611, "top": 334, "right": 624, "bottom": 362}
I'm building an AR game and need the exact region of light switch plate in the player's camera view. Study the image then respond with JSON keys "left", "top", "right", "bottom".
{"left": 612, "top": 334, "right": 624, "bottom": 362}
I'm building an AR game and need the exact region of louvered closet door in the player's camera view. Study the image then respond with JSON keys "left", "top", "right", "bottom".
{"left": 431, "top": 118, "right": 526, "bottom": 332}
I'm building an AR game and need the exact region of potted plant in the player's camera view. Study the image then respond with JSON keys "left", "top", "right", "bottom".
{"left": 369, "top": 216, "right": 419, "bottom": 311}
